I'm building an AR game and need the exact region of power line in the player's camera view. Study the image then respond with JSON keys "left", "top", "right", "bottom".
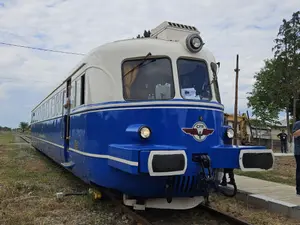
{"left": 0, "top": 41, "right": 85, "bottom": 56}
{"left": 0, "top": 77, "right": 49, "bottom": 83}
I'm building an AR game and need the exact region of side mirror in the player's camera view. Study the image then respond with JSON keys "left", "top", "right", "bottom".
{"left": 211, "top": 62, "right": 221, "bottom": 76}
{"left": 210, "top": 62, "right": 219, "bottom": 75}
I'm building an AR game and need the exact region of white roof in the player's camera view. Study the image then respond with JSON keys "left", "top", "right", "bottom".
{"left": 32, "top": 21, "right": 217, "bottom": 111}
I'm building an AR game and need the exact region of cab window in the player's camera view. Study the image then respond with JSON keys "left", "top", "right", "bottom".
{"left": 122, "top": 57, "right": 175, "bottom": 101}
{"left": 177, "top": 58, "right": 212, "bottom": 101}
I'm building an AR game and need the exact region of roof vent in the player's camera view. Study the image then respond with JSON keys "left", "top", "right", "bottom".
{"left": 150, "top": 21, "right": 200, "bottom": 41}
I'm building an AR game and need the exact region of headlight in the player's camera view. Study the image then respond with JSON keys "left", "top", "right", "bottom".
{"left": 186, "top": 33, "right": 204, "bottom": 53}
{"left": 191, "top": 36, "right": 201, "bottom": 48}
{"left": 226, "top": 128, "right": 234, "bottom": 139}
{"left": 139, "top": 126, "right": 151, "bottom": 139}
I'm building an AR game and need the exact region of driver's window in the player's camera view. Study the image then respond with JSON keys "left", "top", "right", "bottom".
{"left": 177, "top": 58, "right": 212, "bottom": 101}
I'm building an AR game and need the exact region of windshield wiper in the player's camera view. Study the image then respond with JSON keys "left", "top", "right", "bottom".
{"left": 123, "top": 52, "right": 152, "bottom": 78}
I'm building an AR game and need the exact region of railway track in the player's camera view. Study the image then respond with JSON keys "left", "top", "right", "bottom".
{"left": 17, "top": 134, "right": 252, "bottom": 225}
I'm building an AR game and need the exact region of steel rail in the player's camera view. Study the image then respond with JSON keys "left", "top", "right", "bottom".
{"left": 199, "top": 204, "right": 252, "bottom": 225}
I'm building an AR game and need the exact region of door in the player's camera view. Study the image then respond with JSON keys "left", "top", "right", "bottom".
{"left": 61, "top": 79, "right": 72, "bottom": 164}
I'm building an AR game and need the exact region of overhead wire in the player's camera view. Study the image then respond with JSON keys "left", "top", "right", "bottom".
{"left": 0, "top": 41, "right": 85, "bottom": 56}
{"left": 0, "top": 77, "right": 51, "bottom": 83}
{"left": 0, "top": 40, "right": 84, "bottom": 83}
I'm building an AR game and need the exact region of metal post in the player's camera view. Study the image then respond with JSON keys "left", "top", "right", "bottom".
{"left": 233, "top": 54, "right": 240, "bottom": 145}
{"left": 246, "top": 111, "right": 253, "bottom": 143}
{"left": 293, "top": 96, "right": 297, "bottom": 127}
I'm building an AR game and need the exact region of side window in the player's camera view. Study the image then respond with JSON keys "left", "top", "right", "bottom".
{"left": 46, "top": 101, "right": 49, "bottom": 119}
{"left": 55, "top": 94, "right": 58, "bottom": 116}
{"left": 71, "top": 82, "right": 76, "bottom": 109}
{"left": 60, "top": 91, "right": 63, "bottom": 114}
{"left": 56, "top": 94, "right": 59, "bottom": 116}
{"left": 76, "top": 78, "right": 81, "bottom": 107}
{"left": 57, "top": 92, "right": 61, "bottom": 115}
{"left": 122, "top": 58, "right": 175, "bottom": 101}
{"left": 53, "top": 97, "right": 56, "bottom": 117}
{"left": 74, "top": 80, "right": 77, "bottom": 107}
{"left": 41, "top": 104, "right": 44, "bottom": 121}
{"left": 81, "top": 74, "right": 85, "bottom": 105}
{"left": 50, "top": 98, "right": 53, "bottom": 117}
{"left": 53, "top": 97, "right": 55, "bottom": 117}
{"left": 53, "top": 96, "right": 56, "bottom": 117}
{"left": 62, "top": 90, "right": 66, "bottom": 114}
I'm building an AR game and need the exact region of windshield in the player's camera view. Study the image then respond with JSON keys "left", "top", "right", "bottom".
{"left": 122, "top": 57, "right": 175, "bottom": 101}
{"left": 177, "top": 58, "right": 212, "bottom": 100}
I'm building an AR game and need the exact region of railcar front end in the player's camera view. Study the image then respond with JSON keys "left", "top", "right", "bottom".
{"left": 97, "top": 23, "right": 274, "bottom": 210}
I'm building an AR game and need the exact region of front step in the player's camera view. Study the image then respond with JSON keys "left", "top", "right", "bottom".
{"left": 123, "top": 194, "right": 204, "bottom": 210}
{"left": 61, "top": 161, "right": 75, "bottom": 169}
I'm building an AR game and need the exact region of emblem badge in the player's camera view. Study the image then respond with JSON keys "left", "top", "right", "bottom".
{"left": 182, "top": 121, "right": 214, "bottom": 142}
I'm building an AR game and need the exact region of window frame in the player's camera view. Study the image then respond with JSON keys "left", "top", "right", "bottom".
{"left": 176, "top": 57, "right": 213, "bottom": 102}
{"left": 121, "top": 55, "right": 175, "bottom": 102}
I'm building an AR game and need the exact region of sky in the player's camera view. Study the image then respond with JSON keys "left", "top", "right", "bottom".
{"left": 0, "top": 0, "right": 298, "bottom": 128}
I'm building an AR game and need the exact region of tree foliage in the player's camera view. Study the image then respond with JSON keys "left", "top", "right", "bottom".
{"left": 0, "top": 126, "right": 11, "bottom": 131}
{"left": 248, "top": 11, "right": 300, "bottom": 124}
{"left": 136, "top": 30, "right": 151, "bottom": 38}
{"left": 19, "top": 122, "right": 29, "bottom": 132}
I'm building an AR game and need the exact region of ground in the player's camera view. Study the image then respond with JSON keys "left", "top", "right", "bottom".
{"left": 0, "top": 131, "right": 299, "bottom": 225}
{"left": 0, "top": 132, "right": 130, "bottom": 225}
{"left": 235, "top": 156, "right": 296, "bottom": 186}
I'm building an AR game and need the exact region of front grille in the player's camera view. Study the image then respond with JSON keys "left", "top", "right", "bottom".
{"left": 172, "top": 175, "right": 198, "bottom": 193}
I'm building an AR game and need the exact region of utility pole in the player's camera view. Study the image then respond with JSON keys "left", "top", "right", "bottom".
{"left": 233, "top": 54, "right": 240, "bottom": 145}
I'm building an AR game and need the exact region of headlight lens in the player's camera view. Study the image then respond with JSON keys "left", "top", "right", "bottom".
{"left": 226, "top": 128, "right": 234, "bottom": 139}
{"left": 191, "top": 37, "right": 201, "bottom": 48}
{"left": 140, "top": 127, "right": 151, "bottom": 139}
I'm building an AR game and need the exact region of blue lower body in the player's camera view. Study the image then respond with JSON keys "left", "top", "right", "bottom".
{"left": 31, "top": 135, "right": 272, "bottom": 198}
{"left": 31, "top": 103, "right": 274, "bottom": 199}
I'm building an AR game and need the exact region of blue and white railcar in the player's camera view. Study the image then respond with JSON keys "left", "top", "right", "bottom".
{"left": 30, "top": 21, "right": 274, "bottom": 210}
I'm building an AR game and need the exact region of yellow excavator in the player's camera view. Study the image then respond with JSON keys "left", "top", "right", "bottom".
{"left": 224, "top": 111, "right": 254, "bottom": 145}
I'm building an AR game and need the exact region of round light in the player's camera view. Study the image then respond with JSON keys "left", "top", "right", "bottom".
{"left": 185, "top": 34, "right": 204, "bottom": 53}
{"left": 140, "top": 127, "right": 151, "bottom": 139}
{"left": 227, "top": 128, "right": 234, "bottom": 139}
{"left": 191, "top": 37, "right": 201, "bottom": 48}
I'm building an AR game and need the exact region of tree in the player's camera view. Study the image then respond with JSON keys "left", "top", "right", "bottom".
{"left": 273, "top": 11, "right": 300, "bottom": 127}
{"left": 136, "top": 30, "right": 151, "bottom": 38}
{"left": 247, "top": 58, "right": 286, "bottom": 124}
{"left": 247, "top": 11, "right": 300, "bottom": 141}
{"left": 19, "top": 122, "right": 29, "bottom": 132}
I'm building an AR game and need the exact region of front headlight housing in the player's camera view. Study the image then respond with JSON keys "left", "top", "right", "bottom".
{"left": 139, "top": 126, "right": 151, "bottom": 139}
{"left": 226, "top": 128, "right": 234, "bottom": 139}
{"left": 186, "top": 33, "right": 204, "bottom": 53}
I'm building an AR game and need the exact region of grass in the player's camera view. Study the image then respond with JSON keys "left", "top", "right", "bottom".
{"left": 0, "top": 131, "right": 14, "bottom": 144}
{"left": 235, "top": 156, "right": 296, "bottom": 186}
{"left": 0, "top": 132, "right": 131, "bottom": 225}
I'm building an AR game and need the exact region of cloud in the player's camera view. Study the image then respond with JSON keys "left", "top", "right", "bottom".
{"left": 0, "top": 0, "right": 298, "bottom": 127}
